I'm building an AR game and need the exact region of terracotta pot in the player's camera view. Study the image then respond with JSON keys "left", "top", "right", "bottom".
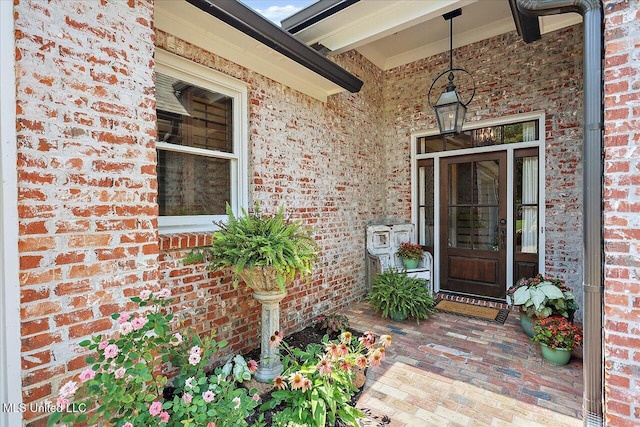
{"left": 239, "top": 267, "right": 286, "bottom": 294}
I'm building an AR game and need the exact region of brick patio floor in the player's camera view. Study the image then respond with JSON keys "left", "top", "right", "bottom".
{"left": 342, "top": 298, "right": 583, "bottom": 427}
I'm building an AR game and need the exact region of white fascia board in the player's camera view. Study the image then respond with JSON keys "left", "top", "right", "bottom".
{"left": 155, "top": 1, "right": 344, "bottom": 102}
{"left": 299, "top": 0, "right": 477, "bottom": 55}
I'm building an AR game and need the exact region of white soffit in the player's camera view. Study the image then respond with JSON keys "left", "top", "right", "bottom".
{"left": 155, "top": 0, "right": 345, "bottom": 102}
{"left": 292, "top": 0, "right": 583, "bottom": 71}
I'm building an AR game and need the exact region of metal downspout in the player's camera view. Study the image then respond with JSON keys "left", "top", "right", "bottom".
{"left": 516, "top": 1, "right": 604, "bottom": 426}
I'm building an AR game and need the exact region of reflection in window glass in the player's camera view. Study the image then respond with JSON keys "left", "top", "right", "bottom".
{"left": 515, "top": 156, "right": 538, "bottom": 253}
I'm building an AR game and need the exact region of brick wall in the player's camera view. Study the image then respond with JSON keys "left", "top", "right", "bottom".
{"left": 603, "top": 0, "right": 640, "bottom": 425}
{"left": 14, "top": 0, "right": 157, "bottom": 424}
{"left": 154, "top": 32, "right": 387, "bottom": 361}
{"left": 382, "top": 26, "right": 586, "bottom": 311}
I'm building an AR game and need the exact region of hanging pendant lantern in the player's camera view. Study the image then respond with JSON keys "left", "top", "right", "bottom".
{"left": 428, "top": 9, "right": 475, "bottom": 135}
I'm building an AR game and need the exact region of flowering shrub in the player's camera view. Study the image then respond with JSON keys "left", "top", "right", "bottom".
{"left": 261, "top": 330, "right": 392, "bottom": 426}
{"left": 396, "top": 241, "right": 423, "bottom": 260}
{"left": 313, "top": 313, "right": 350, "bottom": 335}
{"left": 532, "top": 316, "right": 583, "bottom": 350}
{"left": 47, "top": 289, "right": 261, "bottom": 427}
{"left": 506, "top": 274, "right": 579, "bottom": 319}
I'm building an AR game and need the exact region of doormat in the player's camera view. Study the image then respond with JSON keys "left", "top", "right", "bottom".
{"left": 434, "top": 299, "right": 509, "bottom": 325}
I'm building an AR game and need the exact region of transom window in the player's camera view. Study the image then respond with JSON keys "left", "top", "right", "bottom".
{"left": 416, "top": 120, "right": 539, "bottom": 154}
{"left": 155, "top": 50, "right": 247, "bottom": 232}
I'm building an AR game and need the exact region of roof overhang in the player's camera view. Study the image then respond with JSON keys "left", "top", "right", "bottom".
{"left": 155, "top": 0, "right": 363, "bottom": 102}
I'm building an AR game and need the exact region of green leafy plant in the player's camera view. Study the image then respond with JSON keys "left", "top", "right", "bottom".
{"left": 368, "top": 269, "right": 436, "bottom": 323}
{"left": 507, "top": 274, "right": 579, "bottom": 319}
{"left": 314, "top": 313, "right": 350, "bottom": 335}
{"left": 262, "top": 330, "right": 392, "bottom": 427}
{"left": 532, "top": 316, "right": 583, "bottom": 350}
{"left": 47, "top": 289, "right": 261, "bottom": 427}
{"left": 186, "top": 203, "right": 318, "bottom": 293}
{"left": 396, "top": 241, "right": 423, "bottom": 260}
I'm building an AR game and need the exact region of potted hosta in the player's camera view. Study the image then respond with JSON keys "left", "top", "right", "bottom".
{"left": 368, "top": 269, "right": 436, "bottom": 323}
{"left": 187, "top": 203, "right": 318, "bottom": 382}
{"left": 396, "top": 241, "right": 424, "bottom": 269}
{"left": 532, "top": 316, "right": 583, "bottom": 366}
{"left": 506, "top": 274, "right": 579, "bottom": 337}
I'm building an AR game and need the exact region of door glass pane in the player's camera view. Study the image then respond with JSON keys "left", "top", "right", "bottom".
{"left": 474, "top": 207, "right": 499, "bottom": 251}
{"left": 449, "top": 163, "right": 472, "bottom": 204}
{"left": 475, "top": 160, "right": 500, "bottom": 205}
{"left": 449, "top": 206, "right": 472, "bottom": 249}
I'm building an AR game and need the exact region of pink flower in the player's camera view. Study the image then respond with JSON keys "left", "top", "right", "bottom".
{"left": 356, "top": 355, "right": 367, "bottom": 369}
{"left": 98, "top": 340, "right": 109, "bottom": 350}
{"left": 149, "top": 400, "right": 162, "bottom": 416}
{"left": 202, "top": 390, "right": 215, "bottom": 403}
{"left": 183, "top": 393, "right": 192, "bottom": 404}
{"left": 316, "top": 357, "right": 332, "bottom": 376}
{"left": 131, "top": 316, "right": 147, "bottom": 331}
{"left": 233, "top": 396, "right": 241, "bottom": 409}
{"left": 189, "top": 352, "right": 201, "bottom": 366}
{"left": 58, "top": 381, "right": 78, "bottom": 399}
{"left": 380, "top": 335, "right": 392, "bottom": 348}
{"left": 79, "top": 368, "right": 96, "bottom": 383}
{"left": 170, "top": 333, "right": 183, "bottom": 346}
{"left": 340, "top": 331, "right": 352, "bottom": 344}
{"left": 117, "top": 312, "right": 131, "bottom": 324}
{"left": 190, "top": 346, "right": 201, "bottom": 355}
{"left": 247, "top": 359, "right": 258, "bottom": 372}
{"left": 114, "top": 367, "right": 126, "bottom": 379}
{"left": 160, "top": 411, "right": 170, "bottom": 423}
{"left": 302, "top": 378, "right": 312, "bottom": 392}
{"left": 139, "top": 289, "right": 152, "bottom": 300}
{"left": 104, "top": 344, "right": 119, "bottom": 359}
{"left": 119, "top": 322, "right": 133, "bottom": 335}
{"left": 56, "top": 397, "right": 69, "bottom": 408}
{"left": 369, "top": 349, "right": 382, "bottom": 367}
{"left": 289, "top": 372, "right": 304, "bottom": 390}
{"left": 123, "top": 423, "right": 133, "bottom": 427}
{"left": 156, "top": 288, "right": 171, "bottom": 299}
{"left": 273, "top": 376, "right": 287, "bottom": 390}
{"left": 270, "top": 331, "right": 284, "bottom": 347}
{"left": 207, "top": 423, "right": 216, "bottom": 427}
{"left": 252, "top": 393, "right": 260, "bottom": 402}
{"left": 185, "top": 377, "right": 195, "bottom": 388}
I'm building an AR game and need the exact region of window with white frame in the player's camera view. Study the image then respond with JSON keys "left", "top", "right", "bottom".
{"left": 155, "top": 50, "right": 247, "bottom": 232}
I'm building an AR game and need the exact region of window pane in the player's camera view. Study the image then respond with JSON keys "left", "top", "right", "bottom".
{"left": 449, "top": 162, "right": 473, "bottom": 204}
{"left": 157, "top": 150, "right": 230, "bottom": 216}
{"left": 156, "top": 73, "right": 233, "bottom": 153}
{"left": 514, "top": 154, "right": 538, "bottom": 254}
{"left": 444, "top": 132, "right": 473, "bottom": 151}
{"left": 418, "top": 163, "right": 434, "bottom": 247}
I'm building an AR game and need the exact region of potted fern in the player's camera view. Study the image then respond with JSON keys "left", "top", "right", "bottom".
{"left": 368, "top": 269, "right": 436, "bottom": 323}
{"left": 187, "top": 202, "right": 318, "bottom": 382}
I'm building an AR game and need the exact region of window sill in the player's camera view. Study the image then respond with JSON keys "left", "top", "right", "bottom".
{"left": 159, "top": 231, "right": 212, "bottom": 251}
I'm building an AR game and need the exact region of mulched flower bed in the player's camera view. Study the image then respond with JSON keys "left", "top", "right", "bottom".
{"left": 243, "top": 325, "right": 391, "bottom": 427}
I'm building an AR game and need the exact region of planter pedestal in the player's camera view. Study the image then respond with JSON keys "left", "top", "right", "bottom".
{"left": 252, "top": 290, "right": 286, "bottom": 383}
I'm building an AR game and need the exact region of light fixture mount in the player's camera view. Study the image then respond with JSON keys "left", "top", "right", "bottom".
{"left": 427, "top": 8, "right": 476, "bottom": 135}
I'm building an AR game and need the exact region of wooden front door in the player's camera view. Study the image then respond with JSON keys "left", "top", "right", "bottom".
{"left": 440, "top": 151, "right": 507, "bottom": 298}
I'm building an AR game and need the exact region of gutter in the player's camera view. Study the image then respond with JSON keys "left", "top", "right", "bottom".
{"left": 281, "top": 0, "right": 359, "bottom": 34}
{"left": 516, "top": 1, "right": 604, "bottom": 425}
{"left": 185, "top": 0, "right": 363, "bottom": 94}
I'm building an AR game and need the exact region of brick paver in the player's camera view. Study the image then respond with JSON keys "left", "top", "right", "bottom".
{"left": 344, "top": 300, "right": 583, "bottom": 427}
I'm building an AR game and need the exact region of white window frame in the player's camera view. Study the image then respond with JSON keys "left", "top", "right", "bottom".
{"left": 155, "top": 49, "right": 248, "bottom": 233}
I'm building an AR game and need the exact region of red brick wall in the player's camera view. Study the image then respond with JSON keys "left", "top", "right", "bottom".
{"left": 603, "top": 1, "right": 640, "bottom": 425}
{"left": 14, "top": 0, "right": 157, "bottom": 424}
{"left": 154, "top": 32, "right": 387, "bottom": 362}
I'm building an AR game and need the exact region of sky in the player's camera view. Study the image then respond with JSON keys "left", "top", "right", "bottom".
{"left": 240, "top": 0, "right": 317, "bottom": 25}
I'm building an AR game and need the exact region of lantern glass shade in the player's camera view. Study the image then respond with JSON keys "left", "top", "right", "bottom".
{"left": 434, "top": 89, "right": 467, "bottom": 134}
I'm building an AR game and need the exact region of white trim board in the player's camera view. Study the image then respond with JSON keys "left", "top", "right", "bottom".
{"left": 1, "top": 0, "right": 24, "bottom": 425}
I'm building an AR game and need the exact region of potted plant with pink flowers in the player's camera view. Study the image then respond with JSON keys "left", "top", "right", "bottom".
{"left": 47, "top": 289, "right": 261, "bottom": 427}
